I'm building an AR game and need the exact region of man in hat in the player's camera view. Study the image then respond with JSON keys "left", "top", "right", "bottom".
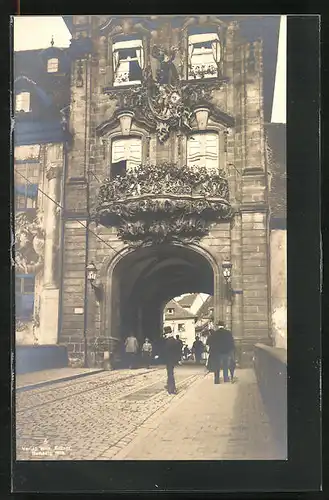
{"left": 206, "top": 321, "right": 235, "bottom": 384}
{"left": 163, "top": 331, "right": 181, "bottom": 394}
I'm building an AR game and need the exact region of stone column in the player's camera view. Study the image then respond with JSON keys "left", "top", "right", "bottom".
{"left": 43, "top": 163, "right": 61, "bottom": 288}
{"left": 39, "top": 163, "right": 62, "bottom": 345}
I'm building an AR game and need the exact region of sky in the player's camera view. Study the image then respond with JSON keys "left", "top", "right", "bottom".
{"left": 13, "top": 15, "right": 286, "bottom": 124}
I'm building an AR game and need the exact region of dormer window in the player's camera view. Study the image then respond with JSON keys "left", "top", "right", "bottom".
{"left": 187, "top": 132, "right": 219, "bottom": 171}
{"left": 188, "top": 33, "right": 220, "bottom": 80}
{"left": 167, "top": 308, "right": 174, "bottom": 315}
{"left": 112, "top": 39, "right": 144, "bottom": 86}
{"left": 47, "top": 58, "right": 59, "bottom": 73}
{"left": 15, "top": 92, "right": 30, "bottom": 113}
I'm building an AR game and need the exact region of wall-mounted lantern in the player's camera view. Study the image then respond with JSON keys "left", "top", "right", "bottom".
{"left": 86, "top": 261, "right": 103, "bottom": 301}
{"left": 221, "top": 258, "right": 232, "bottom": 284}
{"left": 86, "top": 261, "right": 97, "bottom": 286}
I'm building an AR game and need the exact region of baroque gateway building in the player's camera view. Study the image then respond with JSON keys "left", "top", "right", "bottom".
{"left": 14, "top": 15, "right": 286, "bottom": 371}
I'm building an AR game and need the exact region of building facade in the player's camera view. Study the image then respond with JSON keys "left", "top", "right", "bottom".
{"left": 163, "top": 299, "right": 196, "bottom": 348}
{"left": 14, "top": 15, "right": 284, "bottom": 371}
{"left": 13, "top": 45, "right": 71, "bottom": 371}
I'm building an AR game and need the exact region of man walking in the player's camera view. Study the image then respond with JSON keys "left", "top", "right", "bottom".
{"left": 142, "top": 338, "right": 152, "bottom": 369}
{"left": 206, "top": 321, "right": 235, "bottom": 384}
{"left": 163, "top": 332, "right": 181, "bottom": 394}
{"left": 125, "top": 334, "right": 139, "bottom": 369}
{"left": 192, "top": 336, "right": 204, "bottom": 364}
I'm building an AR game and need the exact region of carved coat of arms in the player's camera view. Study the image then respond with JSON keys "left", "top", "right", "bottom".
{"left": 14, "top": 211, "right": 45, "bottom": 274}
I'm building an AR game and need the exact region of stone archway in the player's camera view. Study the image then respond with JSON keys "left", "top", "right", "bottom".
{"left": 101, "top": 243, "right": 224, "bottom": 350}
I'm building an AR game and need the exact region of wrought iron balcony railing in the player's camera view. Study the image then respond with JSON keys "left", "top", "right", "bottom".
{"left": 93, "top": 162, "right": 232, "bottom": 246}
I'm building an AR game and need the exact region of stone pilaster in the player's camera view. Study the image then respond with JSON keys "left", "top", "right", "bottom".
{"left": 244, "top": 40, "right": 265, "bottom": 174}
{"left": 231, "top": 213, "right": 243, "bottom": 338}
{"left": 38, "top": 143, "right": 63, "bottom": 346}
{"left": 241, "top": 209, "right": 270, "bottom": 341}
{"left": 43, "top": 163, "right": 62, "bottom": 289}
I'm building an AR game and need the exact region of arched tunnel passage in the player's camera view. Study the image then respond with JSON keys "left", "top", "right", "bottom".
{"left": 108, "top": 244, "right": 215, "bottom": 346}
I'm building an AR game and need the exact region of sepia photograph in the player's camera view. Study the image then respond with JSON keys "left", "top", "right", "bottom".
{"left": 13, "top": 14, "right": 287, "bottom": 462}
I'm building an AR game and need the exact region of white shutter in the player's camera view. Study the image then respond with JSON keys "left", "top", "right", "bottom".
{"left": 112, "top": 140, "right": 126, "bottom": 163}
{"left": 112, "top": 138, "right": 142, "bottom": 171}
{"left": 126, "top": 138, "right": 142, "bottom": 170}
{"left": 187, "top": 135, "right": 202, "bottom": 168}
{"left": 16, "top": 92, "right": 30, "bottom": 112}
{"left": 188, "top": 33, "right": 219, "bottom": 44}
{"left": 187, "top": 133, "right": 218, "bottom": 171}
{"left": 204, "top": 133, "right": 218, "bottom": 170}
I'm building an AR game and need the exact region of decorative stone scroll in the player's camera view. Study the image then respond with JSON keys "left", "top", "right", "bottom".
{"left": 93, "top": 162, "right": 232, "bottom": 246}
{"left": 14, "top": 210, "right": 45, "bottom": 274}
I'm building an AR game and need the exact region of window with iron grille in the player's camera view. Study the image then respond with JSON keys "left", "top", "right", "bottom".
{"left": 14, "top": 163, "right": 39, "bottom": 212}
{"left": 15, "top": 274, "right": 35, "bottom": 320}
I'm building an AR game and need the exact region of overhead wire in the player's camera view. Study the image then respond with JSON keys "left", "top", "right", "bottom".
{"left": 13, "top": 169, "right": 123, "bottom": 259}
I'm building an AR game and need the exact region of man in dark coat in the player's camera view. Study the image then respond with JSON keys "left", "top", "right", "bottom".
{"left": 163, "top": 332, "right": 181, "bottom": 394}
{"left": 206, "top": 321, "right": 235, "bottom": 384}
{"left": 192, "top": 336, "right": 204, "bottom": 364}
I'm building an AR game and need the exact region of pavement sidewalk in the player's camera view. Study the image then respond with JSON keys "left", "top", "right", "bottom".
{"left": 16, "top": 367, "right": 103, "bottom": 391}
{"left": 112, "top": 369, "right": 285, "bottom": 460}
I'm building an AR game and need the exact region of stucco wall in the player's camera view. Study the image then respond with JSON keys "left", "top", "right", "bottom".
{"left": 270, "top": 229, "right": 287, "bottom": 349}
{"left": 163, "top": 318, "right": 196, "bottom": 348}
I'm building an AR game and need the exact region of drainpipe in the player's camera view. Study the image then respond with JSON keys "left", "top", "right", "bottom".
{"left": 83, "top": 46, "right": 93, "bottom": 367}
{"left": 83, "top": 219, "right": 90, "bottom": 367}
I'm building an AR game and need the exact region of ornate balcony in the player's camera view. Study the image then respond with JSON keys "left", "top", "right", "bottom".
{"left": 93, "top": 162, "right": 232, "bottom": 246}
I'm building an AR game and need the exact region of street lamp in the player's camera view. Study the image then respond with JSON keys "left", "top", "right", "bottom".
{"left": 222, "top": 257, "right": 233, "bottom": 301}
{"left": 222, "top": 258, "right": 232, "bottom": 284}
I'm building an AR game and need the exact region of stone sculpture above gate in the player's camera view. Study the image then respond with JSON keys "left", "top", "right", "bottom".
{"left": 103, "top": 43, "right": 233, "bottom": 143}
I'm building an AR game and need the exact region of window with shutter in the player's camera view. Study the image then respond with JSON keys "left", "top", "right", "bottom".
{"left": 15, "top": 92, "right": 31, "bottom": 113}
{"left": 111, "top": 137, "right": 142, "bottom": 174}
{"left": 188, "top": 33, "right": 220, "bottom": 80}
{"left": 187, "top": 133, "right": 219, "bottom": 171}
{"left": 112, "top": 39, "right": 143, "bottom": 86}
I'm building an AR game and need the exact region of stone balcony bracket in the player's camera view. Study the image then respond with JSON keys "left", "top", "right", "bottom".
{"left": 93, "top": 162, "right": 233, "bottom": 246}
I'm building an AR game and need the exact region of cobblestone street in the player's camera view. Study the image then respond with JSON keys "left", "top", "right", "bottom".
{"left": 16, "top": 366, "right": 285, "bottom": 461}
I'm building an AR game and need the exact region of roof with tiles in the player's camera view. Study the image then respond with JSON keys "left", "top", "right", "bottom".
{"left": 195, "top": 295, "right": 214, "bottom": 320}
{"left": 177, "top": 293, "right": 199, "bottom": 309}
{"left": 164, "top": 299, "right": 197, "bottom": 321}
{"left": 14, "top": 45, "right": 71, "bottom": 145}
